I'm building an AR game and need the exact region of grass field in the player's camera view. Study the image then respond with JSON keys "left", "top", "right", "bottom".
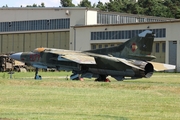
{"left": 0, "top": 72, "right": 180, "bottom": 120}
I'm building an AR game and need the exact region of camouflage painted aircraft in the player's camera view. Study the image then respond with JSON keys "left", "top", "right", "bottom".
{"left": 10, "top": 30, "right": 175, "bottom": 81}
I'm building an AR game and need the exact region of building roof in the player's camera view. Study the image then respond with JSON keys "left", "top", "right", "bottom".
{"left": 98, "top": 11, "right": 177, "bottom": 21}
{"left": 0, "top": 7, "right": 99, "bottom": 11}
{"left": 73, "top": 20, "right": 180, "bottom": 28}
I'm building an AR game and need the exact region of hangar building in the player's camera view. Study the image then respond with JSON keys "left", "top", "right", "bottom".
{"left": 0, "top": 7, "right": 180, "bottom": 72}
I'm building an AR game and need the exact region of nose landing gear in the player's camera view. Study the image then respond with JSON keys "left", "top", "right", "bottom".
{"left": 34, "top": 68, "right": 42, "bottom": 80}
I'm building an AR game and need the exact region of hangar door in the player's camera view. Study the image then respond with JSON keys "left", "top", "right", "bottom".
{"left": 25, "top": 32, "right": 69, "bottom": 51}
{"left": 0, "top": 31, "right": 70, "bottom": 53}
{"left": 169, "top": 41, "right": 177, "bottom": 65}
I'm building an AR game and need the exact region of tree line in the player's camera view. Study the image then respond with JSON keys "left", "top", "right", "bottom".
{"left": 2, "top": 3, "right": 45, "bottom": 8}
{"left": 60, "top": 0, "right": 180, "bottom": 19}
{"left": 2, "top": 0, "right": 180, "bottom": 19}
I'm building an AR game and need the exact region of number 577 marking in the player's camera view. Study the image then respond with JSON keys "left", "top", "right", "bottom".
{"left": 30, "top": 54, "right": 40, "bottom": 61}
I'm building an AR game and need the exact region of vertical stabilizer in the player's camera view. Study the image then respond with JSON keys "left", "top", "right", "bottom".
{"left": 86, "top": 30, "right": 156, "bottom": 61}
{"left": 118, "top": 30, "right": 156, "bottom": 60}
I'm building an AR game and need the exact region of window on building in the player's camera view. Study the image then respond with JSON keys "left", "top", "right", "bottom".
{"left": 97, "top": 32, "right": 100, "bottom": 40}
{"left": 122, "top": 31, "right": 125, "bottom": 39}
{"left": 105, "top": 44, "right": 108, "bottom": 48}
{"left": 162, "top": 42, "right": 166, "bottom": 52}
{"left": 90, "top": 28, "right": 166, "bottom": 40}
{"left": 162, "top": 28, "right": 166, "bottom": 37}
{"left": 91, "top": 32, "right": 93, "bottom": 40}
{"left": 91, "top": 44, "right": 96, "bottom": 49}
{"left": 156, "top": 43, "right": 159, "bottom": 53}
{"left": 0, "top": 18, "right": 70, "bottom": 32}
{"left": 99, "top": 44, "right": 102, "bottom": 48}
{"left": 173, "top": 41, "right": 177, "bottom": 44}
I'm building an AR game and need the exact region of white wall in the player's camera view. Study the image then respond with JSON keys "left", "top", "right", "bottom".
{"left": 75, "top": 27, "right": 91, "bottom": 51}
{"left": 86, "top": 10, "right": 97, "bottom": 25}
{"left": 165, "top": 22, "right": 180, "bottom": 72}
{"left": 69, "top": 9, "right": 86, "bottom": 26}
{"left": 0, "top": 7, "right": 97, "bottom": 25}
{"left": 0, "top": 8, "right": 70, "bottom": 21}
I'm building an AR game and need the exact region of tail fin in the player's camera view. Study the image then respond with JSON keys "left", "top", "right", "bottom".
{"left": 86, "top": 30, "right": 155, "bottom": 61}
{"left": 119, "top": 30, "right": 156, "bottom": 61}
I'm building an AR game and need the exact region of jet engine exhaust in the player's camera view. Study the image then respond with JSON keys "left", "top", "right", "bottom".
{"left": 144, "top": 63, "right": 154, "bottom": 78}
{"left": 131, "top": 60, "right": 154, "bottom": 78}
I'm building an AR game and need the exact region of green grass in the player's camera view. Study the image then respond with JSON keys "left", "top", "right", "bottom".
{"left": 0, "top": 72, "right": 180, "bottom": 120}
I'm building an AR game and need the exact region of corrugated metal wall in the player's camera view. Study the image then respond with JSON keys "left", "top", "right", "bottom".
{"left": 0, "top": 31, "right": 69, "bottom": 53}
{"left": 152, "top": 42, "right": 165, "bottom": 63}
{"left": 2, "top": 35, "right": 8, "bottom": 53}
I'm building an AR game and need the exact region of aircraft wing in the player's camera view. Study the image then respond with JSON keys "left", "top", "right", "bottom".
{"left": 62, "top": 53, "right": 145, "bottom": 70}
{"left": 49, "top": 51, "right": 96, "bottom": 64}
{"left": 50, "top": 50, "right": 144, "bottom": 69}
{"left": 148, "top": 61, "right": 176, "bottom": 71}
{"left": 61, "top": 54, "right": 96, "bottom": 64}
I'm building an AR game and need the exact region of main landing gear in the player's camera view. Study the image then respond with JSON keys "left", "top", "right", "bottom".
{"left": 95, "top": 75, "right": 111, "bottom": 82}
{"left": 34, "top": 68, "right": 42, "bottom": 80}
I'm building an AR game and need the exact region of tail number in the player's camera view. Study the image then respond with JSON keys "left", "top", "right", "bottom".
{"left": 30, "top": 54, "right": 40, "bottom": 61}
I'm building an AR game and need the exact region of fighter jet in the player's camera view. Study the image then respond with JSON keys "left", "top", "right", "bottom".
{"left": 10, "top": 30, "right": 175, "bottom": 81}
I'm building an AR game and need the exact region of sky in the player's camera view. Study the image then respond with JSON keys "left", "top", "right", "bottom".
{"left": 0, "top": 0, "right": 109, "bottom": 7}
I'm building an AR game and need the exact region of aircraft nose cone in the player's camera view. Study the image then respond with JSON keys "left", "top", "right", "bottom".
{"left": 10, "top": 52, "right": 22, "bottom": 61}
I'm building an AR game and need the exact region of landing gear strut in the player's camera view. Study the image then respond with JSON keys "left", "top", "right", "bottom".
{"left": 34, "top": 68, "right": 42, "bottom": 80}
{"left": 95, "top": 75, "right": 111, "bottom": 82}
{"left": 70, "top": 73, "right": 84, "bottom": 81}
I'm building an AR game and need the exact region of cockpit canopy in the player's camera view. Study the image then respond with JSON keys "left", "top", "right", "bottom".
{"left": 33, "top": 48, "right": 45, "bottom": 53}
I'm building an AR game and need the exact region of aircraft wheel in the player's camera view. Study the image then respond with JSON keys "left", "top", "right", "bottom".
{"left": 95, "top": 75, "right": 109, "bottom": 82}
{"left": 105, "top": 78, "right": 111, "bottom": 82}
{"left": 35, "top": 75, "right": 42, "bottom": 80}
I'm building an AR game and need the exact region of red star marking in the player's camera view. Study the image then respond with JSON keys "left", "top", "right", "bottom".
{"left": 131, "top": 43, "right": 137, "bottom": 52}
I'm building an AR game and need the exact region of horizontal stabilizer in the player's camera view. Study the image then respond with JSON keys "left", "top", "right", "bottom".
{"left": 149, "top": 61, "right": 176, "bottom": 71}
{"left": 116, "top": 58, "right": 144, "bottom": 70}
{"left": 91, "top": 54, "right": 144, "bottom": 70}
